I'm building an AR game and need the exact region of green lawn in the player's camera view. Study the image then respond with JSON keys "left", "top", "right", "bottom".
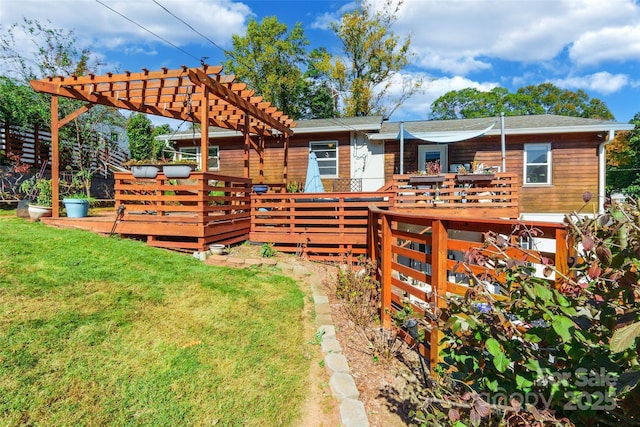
{"left": 0, "top": 216, "right": 311, "bottom": 426}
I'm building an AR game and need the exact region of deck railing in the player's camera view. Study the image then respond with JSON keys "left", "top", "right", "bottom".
{"left": 109, "top": 172, "right": 520, "bottom": 254}
{"left": 114, "top": 171, "right": 252, "bottom": 250}
{"left": 250, "top": 191, "right": 394, "bottom": 260}
{"left": 392, "top": 172, "right": 519, "bottom": 218}
{"left": 367, "top": 205, "right": 571, "bottom": 373}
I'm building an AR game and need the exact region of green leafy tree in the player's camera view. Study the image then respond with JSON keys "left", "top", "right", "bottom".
{"left": 329, "top": 0, "right": 421, "bottom": 117}
{"left": 298, "top": 48, "right": 337, "bottom": 119}
{"left": 0, "top": 76, "right": 46, "bottom": 126}
{"left": 1, "top": 19, "right": 124, "bottom": 197}
{"left": 126, "top": 114, "right": 157, "bottom": 161}
{"left": 223, "top": 16, "right": 311, "bottom": 120}
{"left": 608, "top": 113, "right": 640, "bottom": 197}
{"left": 430, "top": 83, "right": 614, "bottom": 120}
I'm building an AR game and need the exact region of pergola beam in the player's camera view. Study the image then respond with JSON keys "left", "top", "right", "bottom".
{"left": 30, "top": 65, "right": 296, "bottom": 218}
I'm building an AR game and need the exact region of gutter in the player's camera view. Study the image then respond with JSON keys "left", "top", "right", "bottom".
{"left": 598, "top": 130, "right": 615, "bottom": 214}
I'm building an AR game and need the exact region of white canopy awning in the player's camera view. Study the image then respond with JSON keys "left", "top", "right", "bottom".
{"left": 395, "top": 120, "right": 497, "bottom": 143}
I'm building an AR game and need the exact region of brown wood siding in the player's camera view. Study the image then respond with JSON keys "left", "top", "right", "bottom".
{"left": 174, "top": 132, "right": 351, "bottom": 191}
{"left": 384, "top": 132, "right": 602, "bottom": 214}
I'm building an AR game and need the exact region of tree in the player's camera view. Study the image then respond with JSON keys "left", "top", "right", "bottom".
{"left": 607, "top": 113, "right": 640, "bottom": 197}
{"left": 329, "top": 0, "right": 421, "bottom": 118}
{"left": 298, "top": 48, "right": 337, "bottom": 119}
{"left": 223, "top": 16, "right": 311, "bottom": 120}
{"left": 1, "top": 19, "right": 124, "bottom": 197}
{"left": 126, "top": 114, "right": 157, "bottom": 161}
{"left": 430, "top": 83, "right": 614, "bottom": 120}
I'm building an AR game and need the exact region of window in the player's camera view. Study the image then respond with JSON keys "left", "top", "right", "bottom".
{"left": 178, "top": 146, "right": 219, "bottom": 170}
{"left": 524, "top": 143, "right": 551, "bottom": 185}
{"left": 310, "top": 141, "right": 338, "bottom": 177}
{"left": 417, "top": 145, "right": 448, "bottom": 173}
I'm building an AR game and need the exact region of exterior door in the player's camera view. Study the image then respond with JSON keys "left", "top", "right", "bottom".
{"left": 417, "top": 145, "right": 448, "bottom": 173}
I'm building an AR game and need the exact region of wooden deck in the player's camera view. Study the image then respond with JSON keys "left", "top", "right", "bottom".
{"left": 367, "top": 205, "right": 570, "bottom": 373}
{"left": 43, "top": 172, "right": 520, "bottom": 256}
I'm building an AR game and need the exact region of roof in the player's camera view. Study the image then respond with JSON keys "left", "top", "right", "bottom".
{"left": 161, "top": 115, "right": 384, "bottom": 141}
{"left": 157, "top": 113, "right": 634, "bottom": 142}
{"left": 369, "top": 114, "right": 634, "bottom": 140}
{"left": 30, "top": 65, "right": 295, "bottom": 137}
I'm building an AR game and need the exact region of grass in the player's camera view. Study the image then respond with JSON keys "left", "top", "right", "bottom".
{"left": 0, "top": 217, "right": 311, "bottom": 426}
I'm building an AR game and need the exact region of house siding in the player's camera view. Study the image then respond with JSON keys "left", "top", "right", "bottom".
{"left": 384, "top": 132, "right": 601, "bottom": 214}
{"left": 174, "top": 131, "right": 352, "bottom": 191}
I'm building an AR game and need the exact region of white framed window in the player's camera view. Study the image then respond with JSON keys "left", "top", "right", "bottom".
{"left": 523, "top": 143, "right": 551, "bottom": 185}
{"left": 178, "top": 146, "right": 219, "bottom": 170}
{"left": 310, "top": 141, "right": 338, "bottom": 177}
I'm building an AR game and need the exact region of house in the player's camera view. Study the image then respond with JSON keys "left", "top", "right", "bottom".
{"left": 160, "top": 114, "right": 634, "bottom": 221}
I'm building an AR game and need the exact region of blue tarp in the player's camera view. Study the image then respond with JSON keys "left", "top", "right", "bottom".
{"left": 304, "top": 152, "right": 325, "bottom": 193}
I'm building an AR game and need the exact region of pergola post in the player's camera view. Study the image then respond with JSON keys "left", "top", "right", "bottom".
{"left": 243, "top": 114, "right": 250, "bottom": 178}
{"left": 200, "top": 86, "right": 209, "bottom": 171}
{"left": 258, "top": 136, "right": 265, "bottom": 184}
{"left": 51, "top": 95, "right": 60, "bottom": 218}
{"left": 283, "top": 134, "right": 289, "bottom": 192}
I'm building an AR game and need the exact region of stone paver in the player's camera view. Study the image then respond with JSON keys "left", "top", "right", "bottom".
{"left": 330, "top": 372, "right": 360, "bottom": 400}
{"left": 340, "top": 399, "right": 370, "bottom": 427}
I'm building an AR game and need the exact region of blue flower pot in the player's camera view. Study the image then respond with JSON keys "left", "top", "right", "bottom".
{"left": 63, "top": 198, "right": 90, "bottom": 218}
{"left": 253, "top": 184, "right": 269, "bottom": 194}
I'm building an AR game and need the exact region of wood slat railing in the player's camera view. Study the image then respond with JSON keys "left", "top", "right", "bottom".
{"left": 392, "top": 172, "right": 519, "bottom": 218}
{"left": 113, "top": 171, "right": 252, "bottom": 250}
{"left": 367, "top": 205, "right": 570, "bottom": 374}
{"left": 250, "top": 191, "right": 394, "bottom": 261}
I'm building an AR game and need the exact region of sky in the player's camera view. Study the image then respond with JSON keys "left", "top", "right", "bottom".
{"left": 1, "top": 0, "right": 640, "bottom": 127}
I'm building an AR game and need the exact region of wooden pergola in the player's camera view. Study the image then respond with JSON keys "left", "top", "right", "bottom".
{"left": 30, "top": 65, "right": 295, "bottom": 217}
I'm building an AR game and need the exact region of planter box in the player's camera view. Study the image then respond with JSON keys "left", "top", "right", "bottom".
{"left": 162, "top": 164, "right": 195, "bottom": 179}
{"left": 409, "top": 175, "right": 446, "bottom": 185}
{"left": 130, "top": 165, "right": 160, "bottom": 179}
{"left": 455, "top": 173, "right": 495, "bottom": 183}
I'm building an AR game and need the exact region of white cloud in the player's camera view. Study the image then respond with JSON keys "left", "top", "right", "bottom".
{"left": 387, "top": 73, "right": 499, "bottom": 120}
{"left": 393, "top": 0, "right": 640, "bottom": 74}
{"left": 552, "top": 72, "right": 630, "bottom": 95}
{"left": 0, "top": 0, "right": 250, "bottom": 52}
{"left": 570, "top": 25, "right": 640, "bottom": 66}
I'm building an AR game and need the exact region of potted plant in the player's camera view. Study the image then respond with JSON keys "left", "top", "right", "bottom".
{"left": 62, "top": 192, "right": 92, "bottom": 218}
{"left": 124, "top": 159, "right": 161, "bottom": 179}
{"left": 161, "top": 159, "right": 198, "bottom": 179}
{"left": 21, "top": 177, "right": 53, "bottom": 221}
{"left": 409, "top": 160, "right": 446, "bottom": 185}
{"left": 455, "top": 164, "right": 495, "bottom": 183}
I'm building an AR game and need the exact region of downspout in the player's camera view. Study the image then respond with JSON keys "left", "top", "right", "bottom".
{"left": 598, "top": 130, "right": 615, "bottom": 214}
{"left": 500, "top": 112, "right": 506, "bottom": 172}
{"left": 399, "top": 121, "right": 404, "bottom": 174}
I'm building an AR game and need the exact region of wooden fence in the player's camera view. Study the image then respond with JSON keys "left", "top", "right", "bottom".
{"left": 1, "top": 121, "right": 127, "bottom": 177}
{"left": 367, "top": 205, "right": 571, "bottom": 373}
{"left": 392, "top": 172, "right": 519, "bottom": 218}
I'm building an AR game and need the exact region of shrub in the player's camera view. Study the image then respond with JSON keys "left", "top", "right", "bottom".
{"left": 433, "top": 196, "right": 640, "bottom": 425}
